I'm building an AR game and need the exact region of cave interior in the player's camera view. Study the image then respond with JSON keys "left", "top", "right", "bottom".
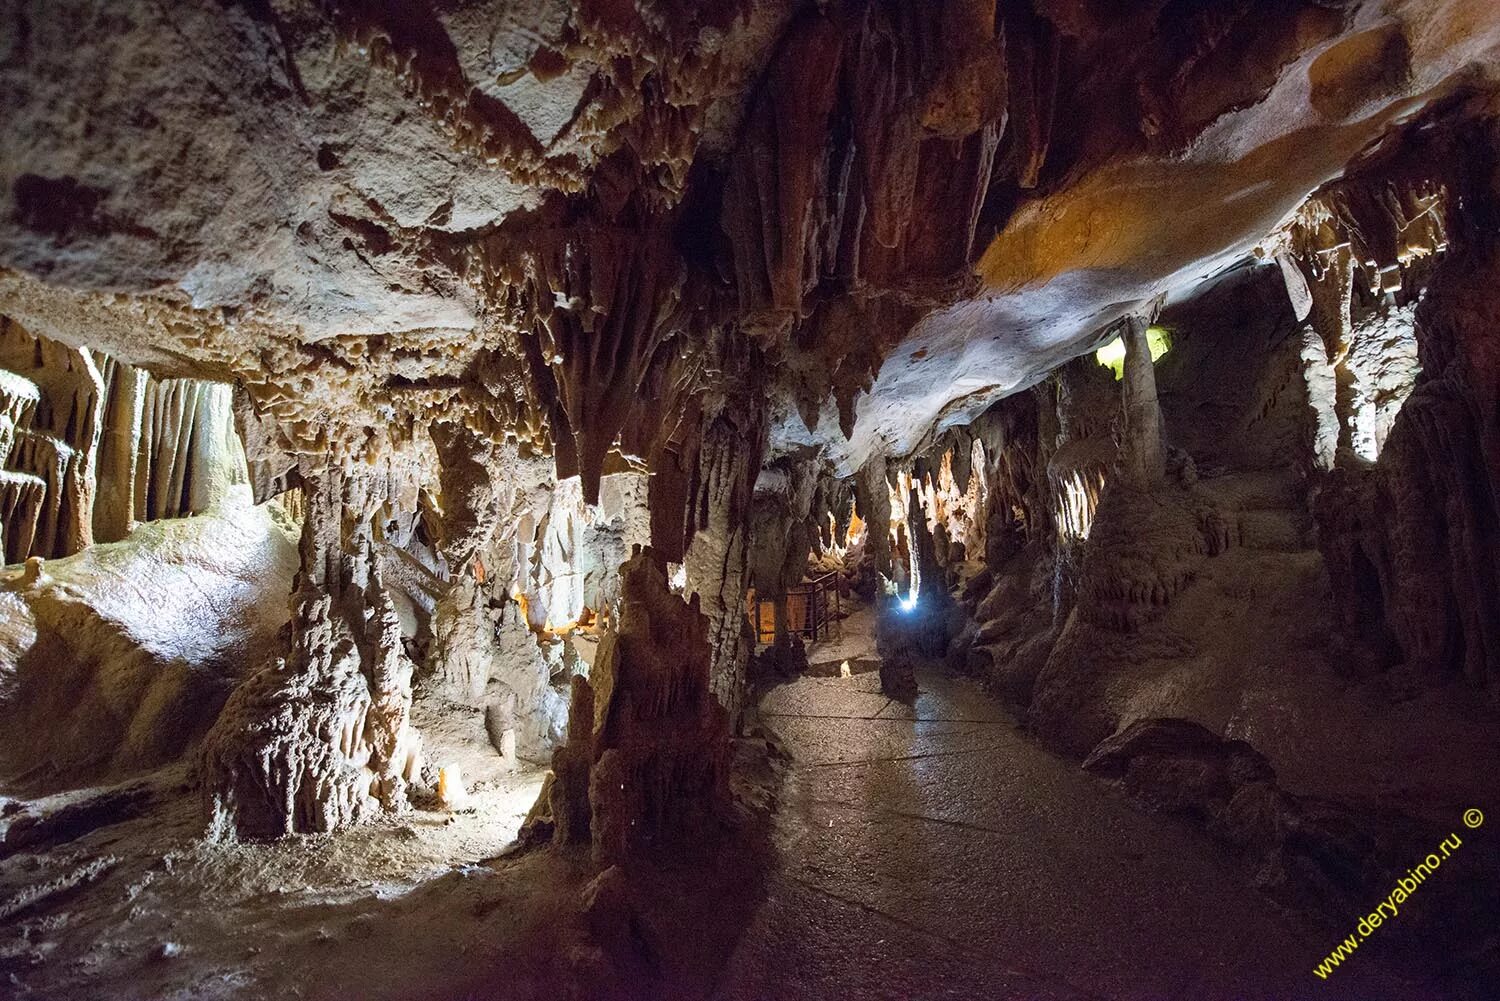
{"left": 2, "top": 1, "right": 1500, "bottom": 999}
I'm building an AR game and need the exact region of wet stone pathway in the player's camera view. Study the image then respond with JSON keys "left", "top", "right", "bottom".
{"left": 712, "top": 665, "right": 1432, "bottom": 1001}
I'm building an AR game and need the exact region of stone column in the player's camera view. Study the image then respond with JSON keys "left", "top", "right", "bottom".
{"left": 854, "top": 453, "right": 893, "bottom": 578}
{"left": 1119, "top": 315, "right": 1165, "bottom": 489}
{"left": 93, "top": 360, "right": 147, "bottom": 541}
{"left": 684, "top": 416, "right": 756, "bottom": 719}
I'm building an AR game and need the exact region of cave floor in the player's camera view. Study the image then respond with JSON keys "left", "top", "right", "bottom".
{"left": 716, "top": 663, "right": 1439, "bottom": 1001}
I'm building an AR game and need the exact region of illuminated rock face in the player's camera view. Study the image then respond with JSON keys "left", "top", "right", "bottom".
{"left": 0, "top": 319, "right": 248, "bottom": 563}
{"left": 200, "top": 470, "right": 421, "bottom": 839}
{"left": 1315, "top": 233, "right": 1500, "bottom": 694}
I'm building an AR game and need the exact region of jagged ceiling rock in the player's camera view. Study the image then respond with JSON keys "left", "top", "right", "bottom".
{"left": 0, "top": 0, "right": 787, "bottom": 338}
{"left": 813, "top": 0, "right": 1500, "bottom": 474}
{"left": 0, "top": 0, "right": 1498, "bottom": 483}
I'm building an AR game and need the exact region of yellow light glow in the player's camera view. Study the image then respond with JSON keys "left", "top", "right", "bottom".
{"left": 1095, "top": 326, "right": 1171, "bottom": 380}
{"left": 437, "top": 763, "right": 466, "bottom": 810}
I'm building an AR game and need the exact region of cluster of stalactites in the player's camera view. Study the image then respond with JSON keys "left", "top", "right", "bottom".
{"left": 835, "top": 390, "right": 1053, "bottom": 599}
{"left": 888, "top": 322, "right": 1173, "bottom": 568}
{"left": 1262, "top": 115, "right": 1463, "bottom": 358}
{"left": 1261, "top": 128, "right": 1462, "bottom": 471}
{"left": 897, "top": 433, "right": 986, "bottom": 573}
{"left": 1274, "top": 178, "right": 1449, "bottom": 316}
{"left": 721, "top": 0, "right": 1030, "bottom": 440}
{"left": 0, "top": 319, "right": 247, "bottom": 564}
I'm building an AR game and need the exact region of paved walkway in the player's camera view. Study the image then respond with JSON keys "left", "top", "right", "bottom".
{"left": 713, "top": 666, "right": 1435, "bottom": 1000}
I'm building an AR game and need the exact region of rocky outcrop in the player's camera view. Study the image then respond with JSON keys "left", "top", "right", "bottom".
{"left": 1083, "top": 717, "right": 1500, "bottom": 949}
{"left": 0, "top": 500, "right": 296, "bottom": 792}
{"left": 1316, "top": 231, "right": 1500, "bottom": 695}
{"left": 200, "top": 471, "right": 421, "bottom": 839}
{"left": 541, "top": 546, "right": 731, "bottom": 864}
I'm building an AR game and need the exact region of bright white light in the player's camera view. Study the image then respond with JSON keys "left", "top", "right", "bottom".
{"left": 899, "top": 595, "right": 918, "bottom": 612}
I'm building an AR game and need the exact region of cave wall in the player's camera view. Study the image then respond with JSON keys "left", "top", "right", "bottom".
{"left": 0, "top": 1, "right": 1496, "bottom": 853}
{"left": 913, "top": 110, "right": 1500, "bottom": 775}
{"left": 1317, "top": 233, "right": 1500, "bottom": 694}
{"left": 0, "top": 500, "right": 296, "bottom": 793}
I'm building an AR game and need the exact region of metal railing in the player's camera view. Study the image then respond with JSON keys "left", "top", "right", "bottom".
{"left": 750, "top": 571, "right": 842, "bottom": 645}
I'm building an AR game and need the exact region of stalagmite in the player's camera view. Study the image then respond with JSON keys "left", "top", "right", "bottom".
{"left": 683, "top": 416, "right": 759, "bottom": 718}
{"left": 199, "top": 470, "right": 420, "bottom": 838}
{"left": 542, "top": 546, "right": 730, "bottom": 863}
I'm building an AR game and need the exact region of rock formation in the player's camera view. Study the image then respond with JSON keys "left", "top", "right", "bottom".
{"left": 2, "top": 4, "right": 1500, "bottom": 995}
{"left": 0, "top": 319, "right": 247, "bottom": 563}
{"left": 200, "top": 470, "right": 421, "bottom": 838}
{"left": 537, "top": 546, "right": 730, "bottom": 864}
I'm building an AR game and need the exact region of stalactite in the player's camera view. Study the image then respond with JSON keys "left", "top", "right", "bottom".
{"left": 0, "top": 368, "right": 39, "bottom": 434}
{"left": 135, "top": 377, "right": 243, "bottom": 522}
{"left": 480, "top": 226, "right": 689, "bottom": 507}
{"left": 0, "top": 318, "right": 102, "bottom": 559}
{"left": 1266, "top": 124, "right": 1460, "bottom": 473}
{"left": 92, "top": 357, "right": 147, "bottom": 543}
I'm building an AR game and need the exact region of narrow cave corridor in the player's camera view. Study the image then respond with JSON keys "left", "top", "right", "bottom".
{"left": 4, "top": 2, "right": 1500, "bottom": 1000}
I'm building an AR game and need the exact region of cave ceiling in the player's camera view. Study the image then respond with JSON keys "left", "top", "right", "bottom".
{"left": 2, "top": 0, "right": 1498, "bottom": 482}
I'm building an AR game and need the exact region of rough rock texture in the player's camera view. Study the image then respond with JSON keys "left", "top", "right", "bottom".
{"left": 1083, "top": 717, "right": 1500, "bottom": 961}
{"left": 0, "top": 320, "right": 247, "bottom": 563}
{"left": 683, "top": 414, "right": 762, "bottom": 717}
{"left": 0, "top": 318, "right": 102, "bottom": 559}
{"left": 1, "top": 0, "right": 1499, "bottom": 867}
{"left": 4, "top": 1, "right": 1493, "bottom": 498}
{"left": 199, "top": 471, "right": 421, "bottom": 838}
{"left": 1316, "top": 222, "right": 1500, "bottom": 695}
{"left": 543, "top": 546, "right": 731, "bottom": 864}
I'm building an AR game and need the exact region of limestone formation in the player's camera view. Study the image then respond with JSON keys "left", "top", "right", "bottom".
{"left": 542, "top": 546, "right": 730, "bottom": 864}
{"left": 199, "top": 471, "right": 421, "bottom": 838}
{"left": 3, "top": 4, "right": 1500, "bottom": 997}
{"left": 0, "top": 321, "right": 246, "bottom": 562}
